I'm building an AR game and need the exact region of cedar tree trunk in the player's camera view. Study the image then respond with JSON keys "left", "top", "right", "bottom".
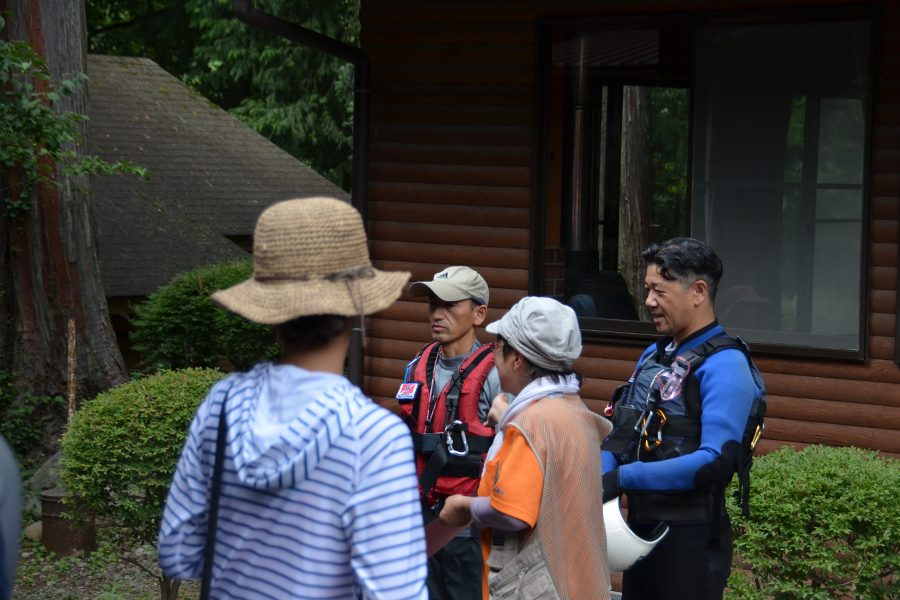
{"left": 619, "top": 86, "right": 653, "bottom": 322}
{"left": 0, "top": 0, "right": 127, "bottom": 401}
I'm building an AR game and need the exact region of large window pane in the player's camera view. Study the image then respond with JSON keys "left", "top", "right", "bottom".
{"left": 692, "top": 21, "right": 870, "bottom": 350}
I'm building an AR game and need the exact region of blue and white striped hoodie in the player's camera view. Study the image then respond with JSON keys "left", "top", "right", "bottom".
{"left": 158, "top": 362, "right": 428, "bottom": 600}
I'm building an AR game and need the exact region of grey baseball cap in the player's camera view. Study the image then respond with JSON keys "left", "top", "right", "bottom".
{"left": 409, "top": 266, "right": 490, "bottom": 306}
{"left": 486, "top": 296, "right": 582, "bottom": 371}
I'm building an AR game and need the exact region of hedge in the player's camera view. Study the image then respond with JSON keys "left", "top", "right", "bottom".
{"left": 61, "top": 368, "right": 226, "bottom": 547}
{"left": 129, "top": 260, "right": 280, "bottom": 372}
{"left": 726, "top": 445, "right": 900, "bottom": 600}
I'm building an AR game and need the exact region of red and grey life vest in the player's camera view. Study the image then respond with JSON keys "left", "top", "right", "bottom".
{"left": 396, "top": 341, "right": 496, "bottom": 510}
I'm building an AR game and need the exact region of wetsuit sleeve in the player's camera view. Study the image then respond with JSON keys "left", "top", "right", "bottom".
{"left": 617, "top": 349, "right": 757, "bottom": 493}
{"left": 601, "top": 450, "right": 620, "bottom": 473}
{"left": 479, "top": 366, "right": 513, "bottom": 423}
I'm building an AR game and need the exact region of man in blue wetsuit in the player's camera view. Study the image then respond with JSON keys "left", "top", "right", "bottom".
{"left": 601, "top": 238, "right": 762, "bottom": 600}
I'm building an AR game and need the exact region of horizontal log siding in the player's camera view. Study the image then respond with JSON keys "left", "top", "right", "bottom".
{"left": 360, "top": 0, "right": 900, "bottom": 466}
{"left": 362, "top": 15, "right": 534, "bottom": 421}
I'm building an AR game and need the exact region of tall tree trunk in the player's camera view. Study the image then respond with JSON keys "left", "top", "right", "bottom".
{"left": 0, "top": 0, "right": 127, "bottom": 402}
{"left": 619, "top": 86, "right": 653, "bottom": 322}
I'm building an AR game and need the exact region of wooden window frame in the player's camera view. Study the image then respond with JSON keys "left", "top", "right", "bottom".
{"left": 530, "top": 5, "right": 881, "bottom": 361}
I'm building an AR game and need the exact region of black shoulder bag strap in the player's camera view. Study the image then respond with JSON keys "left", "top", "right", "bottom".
{"left": 199, "top": 395, "right": 229, "bottom": 600}
{"left": 410, "top": 342, "right": 437, "bottom": 426}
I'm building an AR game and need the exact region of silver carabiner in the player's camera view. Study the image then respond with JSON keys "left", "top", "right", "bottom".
{"left": 446, "top": 420, "right": 469, "bottom": 457}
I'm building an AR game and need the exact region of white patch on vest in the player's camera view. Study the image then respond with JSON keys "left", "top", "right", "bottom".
{"left": 396, "top": 382, "right": 420, "bottom": 402}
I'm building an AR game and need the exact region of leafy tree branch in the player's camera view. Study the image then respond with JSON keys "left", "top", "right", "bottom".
{"left": 1, "top": 15, "right": 149, "bottom": 218}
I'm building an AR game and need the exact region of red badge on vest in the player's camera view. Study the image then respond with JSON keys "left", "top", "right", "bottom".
{"left": 396, "top": 382, "right": 420, "bottom": 403}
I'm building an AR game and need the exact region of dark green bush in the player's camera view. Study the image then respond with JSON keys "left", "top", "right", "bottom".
{"left": 130, "top": 260, "right": 280, "bottom": 371}
{"left": 60, "top": 368, "right": 226, "bottom": 547}
{"left": 725, "top": 445, "right": 900, "bottom": 600}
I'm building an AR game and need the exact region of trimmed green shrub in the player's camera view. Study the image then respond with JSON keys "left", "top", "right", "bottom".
{"left": 60, "top": 368, "right": 226, "bottom": 548}
{"left": 130, "top": 260, "right": 280, "bottom": 371}
{"left": 725, "top": 445, "right": 900, "bottom": 600}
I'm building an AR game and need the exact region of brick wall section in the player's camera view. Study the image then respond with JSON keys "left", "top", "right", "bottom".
{"left": 543, "top": 247, "right": 566, "bottom": 299}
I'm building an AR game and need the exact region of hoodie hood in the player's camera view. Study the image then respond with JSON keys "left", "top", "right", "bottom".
{"left": 228, "top": 362, "right": 358, "bottom": 489}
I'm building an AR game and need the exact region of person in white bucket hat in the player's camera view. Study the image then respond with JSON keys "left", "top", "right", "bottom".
{"left": 439, "top": 296, "right": 614, "bottom": 600}
{"left": 158, "top": 197, "right": 427, "bottom": 600}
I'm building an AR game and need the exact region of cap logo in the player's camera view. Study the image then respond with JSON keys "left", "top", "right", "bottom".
{"left": 436, "top": 272, "right": 449, "bottom": 279}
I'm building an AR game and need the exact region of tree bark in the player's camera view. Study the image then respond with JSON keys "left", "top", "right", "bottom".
{"left": 0, "top": 0, "right": 127, "bottom": 401}
{"left": 618, "top": 86, "right": 653, "bottom": 322}
{"left": 160, "top": 574, "right": 182, "bottom": 600}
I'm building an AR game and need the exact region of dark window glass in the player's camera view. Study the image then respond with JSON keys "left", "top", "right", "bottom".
{"left": 691, "top": 21, "right": 871, "bottom": 350}
{"left": 551, "top": 31, "right": 691, "bottom": 323}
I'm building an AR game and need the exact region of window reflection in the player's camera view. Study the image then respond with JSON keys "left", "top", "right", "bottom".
{"left": 692, "top": 21, "right": 870, "bottom": 350}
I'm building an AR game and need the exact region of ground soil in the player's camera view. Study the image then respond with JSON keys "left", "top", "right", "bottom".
{"left": 13, "top": 538, "right": 200, "bottom": 600}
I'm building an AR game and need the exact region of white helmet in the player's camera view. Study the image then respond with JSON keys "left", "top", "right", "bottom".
{"left": 603, "top": 498, "right": 669, "bottom": 573}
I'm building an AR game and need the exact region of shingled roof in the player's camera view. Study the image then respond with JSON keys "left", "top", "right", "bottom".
{"left": 88, "top": 54, "right": 350, "bottom": 298}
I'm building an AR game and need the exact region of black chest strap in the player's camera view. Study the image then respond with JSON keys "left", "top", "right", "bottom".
{"left": 408, "top": 342, "right": 437, "bottom": 427}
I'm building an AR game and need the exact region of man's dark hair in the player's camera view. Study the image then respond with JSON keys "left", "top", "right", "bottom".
{"left": 274, "top": 315, "right": 347, "bottom": 347}
{"left": 642, "top": 237, "right": 724, "bottom": 303}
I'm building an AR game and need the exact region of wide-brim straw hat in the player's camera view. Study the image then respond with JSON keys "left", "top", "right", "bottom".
{"left": 212, "top": 197, "right": 409, "bottom": 324}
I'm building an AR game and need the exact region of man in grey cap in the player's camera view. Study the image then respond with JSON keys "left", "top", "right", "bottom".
{"left": 395, "top": 266, "right": 509, "bottom": 600}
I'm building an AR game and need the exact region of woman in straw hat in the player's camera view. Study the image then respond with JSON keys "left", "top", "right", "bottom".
{"left": 439, "top": 297, "right": 612, "bottom": 600}
{"left": 158, "top": 197, "right": 428, "bottom": 600}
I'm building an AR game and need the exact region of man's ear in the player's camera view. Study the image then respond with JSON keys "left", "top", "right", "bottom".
{"left": 473, "top": 303, "right": 488, "bottom": 326}
{"left": 512, "top": 348, "right": 527, "bottom": 374}
{"left": 692, "top": 279, "right": 709, "bottom": 307}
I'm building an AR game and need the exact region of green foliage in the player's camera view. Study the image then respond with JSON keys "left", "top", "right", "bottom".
{"left": 87, "top": 0, "right": 358, "bottom": 190}
{"left": 649, "top": 87, "right": 690, "bottom": 242}
{"left": 725, "top": 445, "right": 900, "bottom": 600}
{"left": 16, "top": 534, "right": 124, "bottom": 589}
{"left": 0, "top": 16, "right": 148, "bottom": 218}
{"left": 60, "top": 368, "right": 226, "bottom": 548}
{"left": 130, "top": 260, "right": 280, "bottom": 371}
{"left": 188, "top": 0, "right": 358, "bottom": 190}
{"left": 94, "top": 580, "right": 129, "bottom": 600}
{"left": 87, "top": 0, "right": 199, "bottom": 78}
{"left": 0, "top": 371, "right": 65, "bottom": 462}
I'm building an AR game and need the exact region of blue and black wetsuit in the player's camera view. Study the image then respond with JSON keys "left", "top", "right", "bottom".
{"left": 602, "top": 320, "right": 760, "bottom": 600}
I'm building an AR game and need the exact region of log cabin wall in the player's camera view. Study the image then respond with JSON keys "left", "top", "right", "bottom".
{"left": 360, "top": 0, "right": 900, "bottom": 459}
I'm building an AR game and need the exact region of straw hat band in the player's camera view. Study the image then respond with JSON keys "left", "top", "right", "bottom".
{"left": 254, "top": 266, "right": 376, "bottom": 283}
{"left": 212, "top": 197, "right": 409, "bottom": 324}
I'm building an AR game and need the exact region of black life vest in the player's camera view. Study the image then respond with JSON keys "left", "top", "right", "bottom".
{"left": 604, "top": 335, "right": 766, "bottom": 518}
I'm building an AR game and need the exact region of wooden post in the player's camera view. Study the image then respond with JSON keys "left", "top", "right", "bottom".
{"left": 67, "top": 319, "right": 76, "bottom": 425}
